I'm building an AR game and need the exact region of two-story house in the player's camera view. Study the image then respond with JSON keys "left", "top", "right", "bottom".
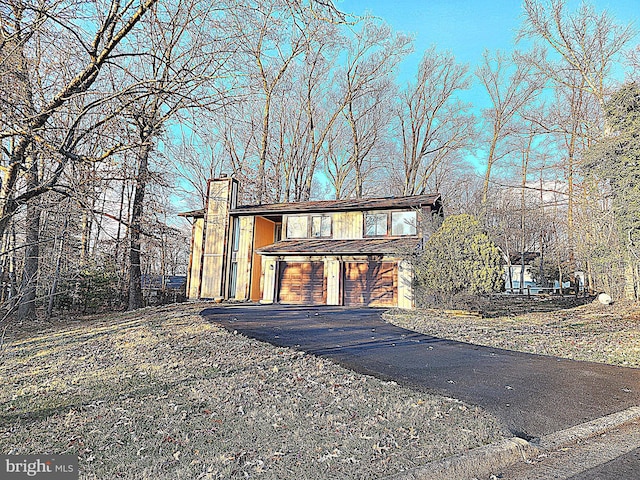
{"left": 180, "top": 176, "right": 443, "bottom": 309}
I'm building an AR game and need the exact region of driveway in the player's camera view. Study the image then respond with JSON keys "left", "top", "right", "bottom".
{"left": 201, "top": 305, "right": 640, "bottom": 440}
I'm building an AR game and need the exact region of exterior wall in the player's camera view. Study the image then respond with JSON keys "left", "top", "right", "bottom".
{"left": 186, "top": 217, "right": 204, "bottom": 300}
{"left": 397, "top": 259, "right": 414, "bottom": 309}
{"left": 234, "top": 216, "right": 254, "bottom": 300}
{"left": 200, "top": 178, "right": 237, "bottom": 299}
{"left": 251, "top": 217, "right": 276, "bottom": 301}
{"left": 261, "top": 257, "right": 278, "bottom": 303}
{"left": 332, "top": 212, "right": 363, "bottom": 239}
{"left": 258, "top": 254, "right": 411, "bottom": 308}
{"left": 325, "top": 258, "right": 341, "bottom": 305}
{"left": 504, "top": 264, "right": 535, "bottom": 291}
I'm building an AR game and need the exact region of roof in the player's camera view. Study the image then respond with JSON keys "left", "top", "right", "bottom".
{"left": 178, "top": 208, "right": 205, "bottom": 218}
{"left": 256, "top": 238, "right": 422, "bottom": 255}
{"left": 178, "top": 193, "right": 442, "bottom": 218}
{"left": 232, "top": 194, "right": 441, "bottom": 215}
{"left": 507, "top": 252, "right": 541, "bottom": 265}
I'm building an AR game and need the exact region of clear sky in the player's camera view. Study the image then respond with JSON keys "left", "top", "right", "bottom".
{"left": 339, "top": 0, "right": 639, "bottom": 85}
{"left": 337, "top": 0, "right": 639, "bottom": 174}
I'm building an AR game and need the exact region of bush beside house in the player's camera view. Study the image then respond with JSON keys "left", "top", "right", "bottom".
{"left": 414, "top": 214, "right": 503, "bottom": 307}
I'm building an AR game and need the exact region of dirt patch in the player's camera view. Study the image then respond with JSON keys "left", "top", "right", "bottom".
{"left": 385, "top": 299, "right": 640, "bottom": 368}
{"left": 0, "top": 303, "right": 507, "bottom": 479}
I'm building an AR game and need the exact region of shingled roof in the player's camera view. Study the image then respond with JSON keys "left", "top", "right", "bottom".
{"left": 179, "top": 193, "right": 441, "bottom": 218}
{"left": 233, "top": 194, "right": 441, "bottom": 215}
{"left": 257, "top": 238, "right": 422, "bottom": 255}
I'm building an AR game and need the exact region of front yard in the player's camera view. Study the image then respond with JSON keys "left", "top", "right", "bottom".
{"left": 385, "top": 297, "right": 640, "bottom": 368}
{"left": 2, "top": 298, "right": 637, "bottom": 479}
{"left": 0, "top": 303, "right": 505, "bottom": 480}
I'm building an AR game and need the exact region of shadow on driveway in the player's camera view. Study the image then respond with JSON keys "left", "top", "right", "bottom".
{"left": 201, "top": 305, "right": 640, "bottom": 440}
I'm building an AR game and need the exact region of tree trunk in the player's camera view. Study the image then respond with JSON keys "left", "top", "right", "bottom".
{"left": 17, "top": 157, "right": 40, "bottom": 320}
{"left": 47, "top": 215, "right": 68, "bottom": 318}
{"left": 128, "top": 140, "right": 152, "bottom": 310}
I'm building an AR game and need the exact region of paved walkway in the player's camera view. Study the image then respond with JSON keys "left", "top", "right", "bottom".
{"left": 201, "top": 305, "right": 640, "bottom": 441}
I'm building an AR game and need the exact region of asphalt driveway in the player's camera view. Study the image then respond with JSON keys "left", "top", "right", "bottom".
{"left": 201, "top": 305, "right": 640, "bottom": 440}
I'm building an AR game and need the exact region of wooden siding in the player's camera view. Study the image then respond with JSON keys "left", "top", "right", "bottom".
{"left": 397, "top": 260, "right": 413, "bottom": 309}
{"left": 234, "top": 216, "right": 254, "bottom": 300}
{"left": 325, "top": 258, "right": 341, "bottom": 305}
{"left": 251, "top": 217, "right": 276, "bottom": 301}
{"left": 261, "top": 257, "right": 277, "bottom": 303}
{"left": 200, "top": 180, "right": 232, "bottom": 298}
{"left": 187, "top": 218, "right": 204, "bottom": 300}
{"left": 333, "top": 211, "right": 363, "bottom": 239}
{"left": 344, "top": 261, "right": 397, "bottom": 307}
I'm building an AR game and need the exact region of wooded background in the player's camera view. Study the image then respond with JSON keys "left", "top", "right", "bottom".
{"left": 1, "top": 0, "right": 638, "bottom": 320}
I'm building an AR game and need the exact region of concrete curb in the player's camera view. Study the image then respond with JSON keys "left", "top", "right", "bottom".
{"left": 385, "top": 405, "right": 640, "bottom": 480}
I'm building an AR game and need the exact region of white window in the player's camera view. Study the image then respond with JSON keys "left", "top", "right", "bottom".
{"left": 286, "top": 215, "right": 308, "bottom": 239}
{"left": 391, "top": 211, "right": 417, "bottom": 236}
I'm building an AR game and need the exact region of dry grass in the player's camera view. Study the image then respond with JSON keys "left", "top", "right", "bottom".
{"left": 385, "top": 298, "right": 640, "bottom": 368}
{"left": 0, "top": 303, "right": 506, "bottom": 480}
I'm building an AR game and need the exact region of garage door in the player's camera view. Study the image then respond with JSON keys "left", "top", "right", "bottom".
{"left": 344, "top": 262, "right": 397, "bottom": 307}
{"left": 278, "top": 262, "right": 326, "bottom": 304}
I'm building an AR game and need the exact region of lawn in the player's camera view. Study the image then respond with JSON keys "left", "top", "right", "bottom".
{"left": 0, "top": 303, "right": 506, "bottom": 480}
{"left": 385, "top": 297, "right": 640, "bottom": 368}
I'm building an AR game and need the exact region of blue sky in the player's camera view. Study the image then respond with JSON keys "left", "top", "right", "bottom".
{"left": 337, "top": 0, "right": 639, "bottom": 174}
{"left": 339, "top": 0, "right": 640, "bottom": 85}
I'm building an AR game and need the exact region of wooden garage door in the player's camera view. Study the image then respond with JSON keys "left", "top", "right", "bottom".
{"left": 278, "top": 262, "right": 326, "bottom": 305}
{"left": 344, "top": 262, "right": 397, "bottom": 307}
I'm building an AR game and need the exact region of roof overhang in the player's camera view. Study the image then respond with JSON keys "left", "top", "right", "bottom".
{"left": 178, "top": 209, "right": 205, "bottom": 218}
{"left": 231, "top": 194, "right": 442, "bottom": 216}
{"left": 256, "top": 238, "right": 422, "bottom": 256}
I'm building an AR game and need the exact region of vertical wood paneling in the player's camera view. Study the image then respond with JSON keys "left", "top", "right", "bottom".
{"left": 261, "top": 257, "right": 277, "bottom": 303}
{"left": 187, "top": 218, "right": 204, "bottom": 299}
{"left": 333, "top": 212, "right": 363, "bottom": 239}
{"left": 251, "top": 217, "right": 275, "bottom": 301}
{"left": 326, "top": 259, "right": 340, "bottom": 305}
{"left": 200, "top": 180, "right": 231, "bottom": 298}
{"left": 397, "top": 260, "right": 414, "bottom": 309}
{"left": 234, "top": 216, "right": 254, "bottom": 300}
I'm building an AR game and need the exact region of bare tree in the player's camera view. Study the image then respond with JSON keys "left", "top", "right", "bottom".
{"left": 117, "top": 0, "right": 230, "bottom": 310}
{"left": 476, "top": 50, "right": 543, "bottom": 204}
{"left": 518, "top": 0, "right": 635, "bottom": 290}
{"left": 519, "top": 0, "right": 635, "bottom": 109}
{"left": 340, "top": 20, "right": 411, "bottom": 197}
{"left": 396, "top": 47, "right": 475, "bottom": 196}
{"left": 0, "top": 0, "right": 158, "bottom": 240}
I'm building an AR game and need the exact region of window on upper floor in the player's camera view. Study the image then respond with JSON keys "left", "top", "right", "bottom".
{"left": 285, "top": 214, "right": 332, "bottom": 239}
{"left": 365, "top": 210, "right": 418, "bottom": 237}
{"left": 391, "top": 211, "right": 417, "bottom": 236}
{"left": 365, "top": 213, "right": 388, "bottom": 236}
{"left": 286, "top": 215, "right": 308, "bottom": 239}
{"left": 312, "top": 215, "right": 332, "bottom": 238}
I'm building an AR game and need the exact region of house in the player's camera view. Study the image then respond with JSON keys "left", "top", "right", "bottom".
{"left": 179, "top": 176, "right": 443, "bottom": 308}
{"left": 504, "top": 252, "right": 540, "bottom": 293}
{"left": 504, "top": 252, "right": 585, "bottom": 294}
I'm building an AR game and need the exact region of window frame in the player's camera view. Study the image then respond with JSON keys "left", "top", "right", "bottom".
{"left": 364, "top": 212, "right": 388, "bottom": 237}
{"left": 364, "top": 209, "right": 419, "bottom": 237}
{"left": 286, "top": 215, "right": 309, "bottom": 239}
{"left": 391, "top": 210, "right": 417, "bottom": 236}
{"left": 311, "top": 215, "right": 332, "bottom": 238}
{"left": 285, "top": 214, "right": 332, "bottom": 239}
